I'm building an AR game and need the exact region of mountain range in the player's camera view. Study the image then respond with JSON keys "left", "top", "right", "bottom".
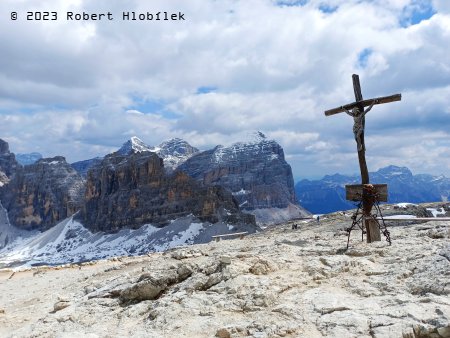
{"left": 15, "top": 152, "right": 42, "bottom": 166}
{"left": 0, "top": 132, "right": 309, "bottom": 268}
{"left": 296, "top": 165, "right": 450, "bottom": 214}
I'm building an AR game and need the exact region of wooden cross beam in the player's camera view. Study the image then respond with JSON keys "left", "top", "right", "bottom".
{"left": 325, "top": 94, "right": 401, "bottom": 116}
{"left": 324, "top": 74, "right": 401, "bottom": 243}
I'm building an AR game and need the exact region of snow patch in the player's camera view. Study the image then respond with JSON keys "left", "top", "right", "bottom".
{"left": 249, "top": 203, "right": 311, "bottom": 225}
{"left": 0, "top": 214, "right": 257, "bottom": 270}
{"left": 117, "top": 136, "right": 153, "bottom": 155}
{"left": 385, "top": 215, "right": 417, "bottom": 219}
{"left": 151, "top": 138, "right": 199, "bottom": 170}
{"left": 426, "top": 208, "right": 446, "bottom": 217}
{"left": 160, "top": 223, "right": 204, "bottom": 250}
{"left": 233, "top": 189, "right": 249, "bottom": 196}
{"left": 239, "top": 200, "right": 248, "bottom": 208}
{"left": 396, "top": 203, "right": 417, "bottom": 208}
{"left": 213, "top": 146, "right": 226, "bottom": 163}
{"left": 270, "top": 154, "right": 279, "bottom": 160}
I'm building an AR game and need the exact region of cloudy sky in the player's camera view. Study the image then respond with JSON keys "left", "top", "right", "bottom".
{"left": 0, "top": 0, "right": 449, "bottom": 180}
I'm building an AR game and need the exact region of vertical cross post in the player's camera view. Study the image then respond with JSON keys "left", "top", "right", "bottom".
{"left": 352, "top": 74, "right": 379, "bottom": 242}
{"left": 352, "top": 74, "right": 369, "bottom": 185}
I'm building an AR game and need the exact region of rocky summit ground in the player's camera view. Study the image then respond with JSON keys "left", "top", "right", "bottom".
{"left": 0, "top": 210, "right": 449, "bottom": 338}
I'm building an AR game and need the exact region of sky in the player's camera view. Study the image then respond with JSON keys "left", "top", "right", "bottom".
{"left": 0, "top": 0, "right": 449, "bottom": 181}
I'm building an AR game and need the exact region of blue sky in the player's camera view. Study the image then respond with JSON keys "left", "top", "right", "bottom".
{"left": 0, "top": 0, "right": 449, "bottom": 180}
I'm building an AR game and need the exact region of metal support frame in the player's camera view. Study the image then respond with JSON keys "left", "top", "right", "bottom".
{"left": 345, "top": 191, "right": 391, "bottom": 249}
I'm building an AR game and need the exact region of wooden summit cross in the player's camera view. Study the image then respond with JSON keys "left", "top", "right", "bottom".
{"left": 325, "top": 74, "right": 401, "bottom": 243}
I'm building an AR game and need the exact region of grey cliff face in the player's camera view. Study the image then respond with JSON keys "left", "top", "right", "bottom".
{"left": 81, "top": 151, "right": 255, "bottom": 233}
{"left": 177, "top": 133, "right": 297, "bottom": 211}
{"left": 71, "top": 157, "right": 103, "bottom": 177}
{"left": 0, "top": 156, "right": 85, "bottom": 231}
{"left": 0, "top": 139, "right": 20, "bottom": 182}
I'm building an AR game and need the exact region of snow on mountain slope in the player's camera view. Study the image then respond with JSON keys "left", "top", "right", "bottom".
{"left": 248, "top": 202, "right": 311, "bottom": 226}
{"left": 153, "top": 138, "right": 199, "bottom": 171}
{"left": 0, "top": 202, "right": 37, "bottom": 250}
{"left": 0, "top": 214, "right": 257, "bottom": 269}
{"left": 115, "top": 136, "right": 198, "bottom": 171}
{"left": 210, "top": 131, "right": 282, "bottom": 164}
{"left": 116, "top": 136, "right": 153, "bottom": 155}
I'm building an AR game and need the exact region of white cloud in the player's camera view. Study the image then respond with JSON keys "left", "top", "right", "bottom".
{"left": 433, "top": 0, "right": 450, "bottom": 13}
{"left": 0, "top": 0, "right": 449, "bottom": 179}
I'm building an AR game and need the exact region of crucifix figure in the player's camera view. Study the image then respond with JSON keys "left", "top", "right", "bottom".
{"left": 343, "top": 99, "right": 376, "bottom": 151}
{"left": 325, "top": 74, "right": 401, "bottom": 243}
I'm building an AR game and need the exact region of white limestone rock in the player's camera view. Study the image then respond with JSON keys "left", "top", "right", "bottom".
{"left": 0, "top": 215, "right": 449, "bottom": 338}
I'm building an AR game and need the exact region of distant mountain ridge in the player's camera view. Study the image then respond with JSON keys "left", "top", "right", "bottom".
{"left": 154, "top": 138, "right": 199, "bottom": 172}
{"left": 15, "top": 152, "right": 42, "bottom": 166}
{"left": 71, "top": 157, "right": 103, "bottom": 177}
{"left": 71, "top": 137, "right": 199, "bottom": 176}
{"left": 296, "top": 165, "right": 450, "bottom": 213}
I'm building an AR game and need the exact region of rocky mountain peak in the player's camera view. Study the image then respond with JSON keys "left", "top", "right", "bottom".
{"left": 116, "top": 136, "right": 152, "bottom": 155}
{"left": 211, "top": 132, "right": 284, "bottom": 165}
{"left": 377, "top": 165, "right": 412, "bottom": 178}
{"left": 177, "top": 133, "right": 307, "bottom": 224}
{"left": 0, "top": 139, "right": 10, "bottom": 154}
{"left": 156, "top": 138, "right": 199, "bottom": 157}
{"left": 0, "top": 138, "right": 19, "bottom": 180}
{"left": 241, "top": 130, "right": 267, "bottom": 144}
{"left": 154, "top": 138, "right": 199, "bottom": 171}
{"left": 224, "top": 131, "right": 272, "bottom": 153}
